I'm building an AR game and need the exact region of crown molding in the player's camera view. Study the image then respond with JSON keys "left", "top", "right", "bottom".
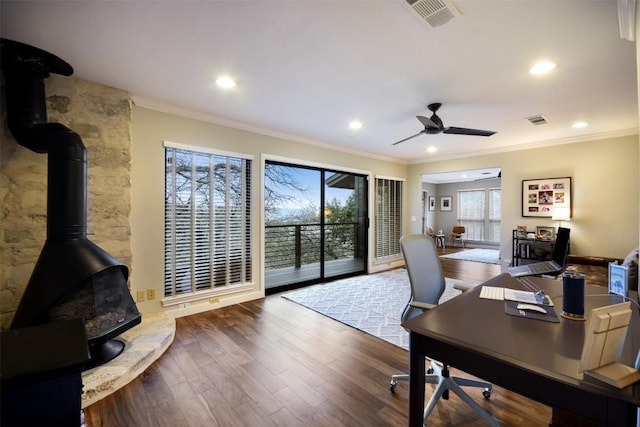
{"left": 131, "top": 95, "right": 408, "bottom": 165}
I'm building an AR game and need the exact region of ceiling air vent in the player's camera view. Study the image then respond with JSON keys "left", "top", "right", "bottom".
{"left": 526, "top": 115, "right": 548, "bottom": 126}
{"left": 401, "top": 0, "right": 461, "bottom": 28}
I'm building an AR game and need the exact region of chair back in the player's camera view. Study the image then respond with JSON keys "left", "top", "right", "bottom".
{"left": 399, "top": 234, "right": 446, "bottom": 323}
{"left": 553, "top": 227, "right": 571, "bottom": 268}
{"left": 453, "top": 225, "right": 465, "bottom": 234}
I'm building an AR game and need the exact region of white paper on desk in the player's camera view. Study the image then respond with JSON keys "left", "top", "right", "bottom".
{"left": 503, "top": 289, "right": 538, "bottom": 304}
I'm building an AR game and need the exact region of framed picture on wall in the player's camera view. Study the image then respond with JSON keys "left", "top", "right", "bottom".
{"left": 522, "top": 177, "right": 571, "bottom": 218}
{"left": 429, "top": 196, "right": 435, "bottom": 211}
{"left": 440, "top": 196, "right": 452, "bottom": 211}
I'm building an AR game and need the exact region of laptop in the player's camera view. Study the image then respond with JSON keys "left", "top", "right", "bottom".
{"left": 508, "top": 227, "right": 571, "bottom": 278}
{"left": 508, "top": 260, "right": 563, "bottom": 278}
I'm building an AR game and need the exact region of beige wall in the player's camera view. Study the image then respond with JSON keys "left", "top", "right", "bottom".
{"left": 131, "top": 106, "right": 407, "bottom": 317}
{"left": 637, "top": 6, "right": 640, "bottom": 250}
{"left": 407, "top": 135, "right": 639, "bottom": 262}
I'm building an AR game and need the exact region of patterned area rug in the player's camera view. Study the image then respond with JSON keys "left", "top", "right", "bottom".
{"left": 281, "top": 269, "right": 476, "bottom": 350}
{"left": 440, "top": 248, "right": 500, "bottom": 264}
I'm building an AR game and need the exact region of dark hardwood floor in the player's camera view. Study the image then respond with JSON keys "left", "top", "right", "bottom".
{"left": 84, "top": 249, "right": 609, "bottom": 426}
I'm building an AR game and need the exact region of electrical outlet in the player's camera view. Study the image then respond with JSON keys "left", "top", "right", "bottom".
{"left": 147, "top": 289, "right": 155, "bottom": 300}
{"left": 136, "top": 290, "right": 145, "bottom": 302}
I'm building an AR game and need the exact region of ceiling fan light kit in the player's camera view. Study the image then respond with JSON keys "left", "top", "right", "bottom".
{"left": 393, "top": 102, "right": 496, "bottom": 145}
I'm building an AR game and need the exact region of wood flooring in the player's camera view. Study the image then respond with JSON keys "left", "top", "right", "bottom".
{"left": 84, "top": 250, "right": 609, "bottom": 426}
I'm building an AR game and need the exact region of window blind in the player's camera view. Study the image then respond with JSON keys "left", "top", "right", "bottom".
{"left": 374, "top": 177, "right": 403, "bottom": 260}
{"left": 457, "top": 189, "right": 486, "bottom": 241}
{"left": 164, "top": 146, "right": 252, "bottom": 298}
{"left": 457, "top": 188, "right": 501, "bottom": 243}
{"left": 488, "top": 188, "right": 501, "bottom": 242}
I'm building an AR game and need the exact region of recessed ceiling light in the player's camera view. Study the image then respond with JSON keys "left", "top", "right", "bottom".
{"left": 529, "top": 61, "right": 556, "bottom": 75}
{"left": 216, "top": 76, "right": 236, "bottom": 89}
{"left": 571, "top": 121, "right": 588, "bottom": 129}
{"left": 426, "top": 146, "right": 437, "bottom": 153}
{"left": 349, "top": 120, "right": 362, "bottom": 130}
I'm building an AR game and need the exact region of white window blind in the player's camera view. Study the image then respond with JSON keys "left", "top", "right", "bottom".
{"left": 488, "top": 188, "right": 501, "bottom": 242}
{"left": 375, "top": 177, "right": 403, "bottom": 260}
{"left": 457, "top": 188, "right": 501, "bottom": 243}
{"left": 457, "top": 189, "right": 485, "bottom": 241}
{"left": 164, "top": 146, "right": 252, "bottom": 298}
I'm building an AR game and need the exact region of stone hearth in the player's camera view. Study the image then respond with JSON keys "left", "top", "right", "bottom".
{"left": 81, "top": 313, "right": 175, "bottom": 408}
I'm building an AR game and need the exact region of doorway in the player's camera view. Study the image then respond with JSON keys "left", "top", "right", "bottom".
{"left": 421, "top": 167, "right": 501, "bottom": 248}
{"left": 264, "top": 161, "right": 368, "bottom": 293}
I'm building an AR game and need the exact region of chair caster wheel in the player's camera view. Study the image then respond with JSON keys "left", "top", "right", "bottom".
{"left": 389, "top": 381, "right": 397, "bottom": 393}
{"left": 483, "top": 388, "right": 491, "bottom": 399}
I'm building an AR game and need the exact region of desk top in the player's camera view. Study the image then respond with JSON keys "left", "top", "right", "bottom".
{"left": 403, "top": 273, "right": 640, "bottom": 406}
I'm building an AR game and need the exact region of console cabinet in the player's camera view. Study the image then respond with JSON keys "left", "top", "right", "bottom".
{"left": 512, "top": 229, "right": 564, "bottom": 266}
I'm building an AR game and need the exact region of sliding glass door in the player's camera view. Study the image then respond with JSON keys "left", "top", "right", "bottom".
{"left": 264, "top": 161, "right": 368, "bottom": 293}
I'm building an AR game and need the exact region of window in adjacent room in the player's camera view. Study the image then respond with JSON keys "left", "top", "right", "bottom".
{"left": 164, "top": 143, "right": 252, "bottom": 301}
{"left": 457, "top": 188, "right": 501, "bottom": 243}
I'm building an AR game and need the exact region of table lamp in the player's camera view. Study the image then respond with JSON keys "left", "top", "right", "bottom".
{"left": 552, "top": 207, "right": 571, "bottom": 228}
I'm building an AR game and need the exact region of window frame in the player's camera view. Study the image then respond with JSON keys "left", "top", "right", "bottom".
{"left": 163, "top": 141, "right": 254, "bottom": 307}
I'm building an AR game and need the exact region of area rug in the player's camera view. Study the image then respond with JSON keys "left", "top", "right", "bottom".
{"left": 440, "top": 248, "right": 500, "bottom": 264}
{"left": 281, "top": 269, "right": 476, "bottom": 350}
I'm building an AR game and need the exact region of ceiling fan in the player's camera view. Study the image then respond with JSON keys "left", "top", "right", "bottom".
{"left": 393, "top": 103, "right": 496, "bottom": 145}
{"left": 475, "top": 170, "right": 501, "bottom": 181}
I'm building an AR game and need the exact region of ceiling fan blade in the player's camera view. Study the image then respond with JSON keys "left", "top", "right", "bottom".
{"left": 416, "top": 115, "right": 439, "bottom": 129}
{"left": 392, "top": 130, "right": 425, "bottom": 145}
{"left": 475, "top": 172, "right": 501, "bottom": 181}
{"left": 442, "top": 126, "right": 496, "bottom": 137}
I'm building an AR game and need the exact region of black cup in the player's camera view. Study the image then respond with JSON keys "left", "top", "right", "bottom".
{"left": 562, "top": 272, "right": 585, "bottom": 319}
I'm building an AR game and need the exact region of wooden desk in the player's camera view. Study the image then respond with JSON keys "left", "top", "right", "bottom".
{"left": 403, "top": 273, "right": 640, "bottom": 426}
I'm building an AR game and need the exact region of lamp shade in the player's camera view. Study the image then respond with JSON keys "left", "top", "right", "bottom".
{"left": 552, "top": 207, "right": 571, "bottom": 221}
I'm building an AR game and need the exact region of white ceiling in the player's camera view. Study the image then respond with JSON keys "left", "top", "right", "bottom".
{"left": 422, "top": 167, "right": 501, "bottom": 183}
{"left": 1, "top": 1, "right": 637, "bottom": 164}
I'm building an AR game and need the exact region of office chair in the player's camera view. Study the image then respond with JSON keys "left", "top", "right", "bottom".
{"left": 389, "top": 234, "right": 497, "bottom": 426}
{"left": 541, "top": 226, "right": 571, "bottom": 277}
{"left": 450, "top": 225, "right": 466, "bottom": 248}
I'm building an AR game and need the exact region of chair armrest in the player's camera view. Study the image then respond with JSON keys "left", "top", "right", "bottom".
{"left": 410, "top": 301, "right": 437, "bottom": 311}
{"left": 453, "top": 283, "right": 474, "bottom": 292}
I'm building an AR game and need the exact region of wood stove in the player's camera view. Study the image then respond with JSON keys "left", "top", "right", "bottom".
{"left": 1, "top": 38, "right": 141, "bottom": 368}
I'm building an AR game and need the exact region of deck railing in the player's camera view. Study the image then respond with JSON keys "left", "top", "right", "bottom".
{"left": 265, "top": 222, "right": 359, "bottom": 270}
